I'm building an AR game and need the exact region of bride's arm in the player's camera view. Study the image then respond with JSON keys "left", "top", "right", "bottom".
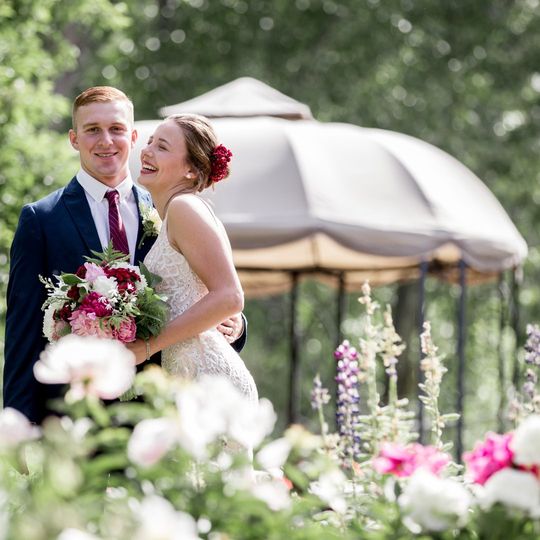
{"left": 149, "top": 196, "right": 244, "bottom": 356}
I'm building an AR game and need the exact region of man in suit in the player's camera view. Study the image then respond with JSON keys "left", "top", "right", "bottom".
{"left": 3, "top": 86, "right": 245, "bottom": 423}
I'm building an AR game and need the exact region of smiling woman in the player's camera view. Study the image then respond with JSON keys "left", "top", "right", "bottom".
{"left": 126, "top": 114, "right": 257, "bottom": 433}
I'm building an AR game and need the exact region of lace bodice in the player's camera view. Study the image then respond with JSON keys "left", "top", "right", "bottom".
{"left": 144, "top": 210, "right": 257, "bottom": 402}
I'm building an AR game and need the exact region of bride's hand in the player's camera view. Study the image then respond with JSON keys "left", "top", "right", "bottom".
{"left": 125, "top": 339, "right": 148, "bottom": 365}
{"left": 217, "top": 313, "right": 243, "bottom": 343}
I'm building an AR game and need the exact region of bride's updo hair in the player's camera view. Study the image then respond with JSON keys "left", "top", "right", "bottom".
{"left": 167, "top": 114, "right": 231, "bottom": 192}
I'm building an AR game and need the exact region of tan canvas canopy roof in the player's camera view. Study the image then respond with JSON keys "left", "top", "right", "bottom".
{"left": 132, "top": 79, "right": 527, "bottom": 296}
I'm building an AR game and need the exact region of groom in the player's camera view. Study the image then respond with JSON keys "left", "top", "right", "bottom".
{"left": 4, "top": 86, "right": 246, "bottom": 424}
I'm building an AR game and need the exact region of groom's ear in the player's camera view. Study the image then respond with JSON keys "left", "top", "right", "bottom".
{"left": 69, "top": 129, "right": 79, "bottom": 151}
{"left": 130, "top": 128, "right": 138, "bottom": 147}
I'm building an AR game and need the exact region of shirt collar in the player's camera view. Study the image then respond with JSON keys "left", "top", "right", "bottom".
{"left": 76, "top": 168, "right": 134, "bottom": 202}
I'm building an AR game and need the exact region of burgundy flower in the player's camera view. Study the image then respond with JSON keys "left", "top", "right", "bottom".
{"left": 67, "top": 285, "right": 80, "bottom": 301}
{"left": 75, "top": 265, "right": 87, "bottom": 278}
{"left": 55, "top": 304, "right": 73, "bottom": 322}
{"left": 79, "top": 291, "right": 113, "bottom": 317}
{"left": 209, "top": 144, "right": 233, "bottom": 183}
{"left": 105, "top": 266, "right": 140, "bottom": 285}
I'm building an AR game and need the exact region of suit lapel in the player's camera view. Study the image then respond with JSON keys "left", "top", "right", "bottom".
{"left": 62, "top": 177, "right": 102, "bottom": 256}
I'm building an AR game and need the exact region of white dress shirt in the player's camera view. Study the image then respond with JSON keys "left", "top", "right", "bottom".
{"left": 76, "top": 169, "right": 139, "bottom": 264}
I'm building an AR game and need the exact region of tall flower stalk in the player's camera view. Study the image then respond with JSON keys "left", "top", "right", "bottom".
{"left": 311, "top": 373, "right": 331, "bottom": 451}
{"left": 419, "top": 322, "right": 457, "bottom": 450}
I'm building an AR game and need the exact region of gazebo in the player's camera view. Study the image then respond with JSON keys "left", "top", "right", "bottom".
{"left": 130, "top": 77, "right": 527, "bottom": 455}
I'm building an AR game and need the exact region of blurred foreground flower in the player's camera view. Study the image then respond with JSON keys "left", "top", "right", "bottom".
{"left": 34, "top": 335, "right": 135, "bottom": 402}
{"left": 511, "top": 414, "right": 540, "bottom": 466}
{"left": 128, "top": 375, "right": 276, "bottom": 465}
{"left": 398, "top": 469, "right": 471, "bottom": 533}
{"left": 133, "top": 495, "right": 201, "bottom": 540}
{"left": 480, "top": 468, "right": 540, "bottom": 516}
{"left": 0, "top": 408, "right": 40, "bottom": 448}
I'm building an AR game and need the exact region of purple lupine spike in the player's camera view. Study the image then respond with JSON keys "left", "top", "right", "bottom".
{"left": 334, "top": 340, "right": 361, "bottom": 465}
{"left": 524, "top": 324, "right": 540, "bottom": 366}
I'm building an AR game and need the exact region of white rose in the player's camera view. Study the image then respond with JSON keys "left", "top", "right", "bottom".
{"left": 511, "top": 415, "right": 540, "bottom": 466}
{"left": 398, "top": 469, "right": 471, "bottom": 532}
{"left": 480, "top": 468, "right": 540, "bottom": 516}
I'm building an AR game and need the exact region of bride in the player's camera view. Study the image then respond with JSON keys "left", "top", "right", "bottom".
{"left": 127, "top": 114, "right": 257, "bottom": 402}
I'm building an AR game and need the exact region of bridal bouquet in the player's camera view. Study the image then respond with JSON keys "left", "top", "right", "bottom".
{"left": 41, "top": 245, "right": 169, "bottom": 344}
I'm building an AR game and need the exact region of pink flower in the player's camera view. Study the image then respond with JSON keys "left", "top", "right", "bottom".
{"left": 114, "top": 317, "right": 137, "bottom": 343}
{"left": 83, "top": 262, "right": 107, "bottom": 283}
{"left": 79, "top": 292, "right": 113, "bottom": 317}
{"left": 463, "top": 432, "right": 514, "bottom": 485}
{"left": 69, "top": 309, "right": 115, "bottom": 339}
{"left": 373, "top": 442, "right": 451, "bottom": 477}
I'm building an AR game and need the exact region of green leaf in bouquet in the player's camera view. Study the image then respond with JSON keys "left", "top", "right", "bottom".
{"left": 138, "top": 260, "right": 162, "bottom": 288}
{"left": 84, "top": 241, "right": 130, "bottom": 266}
{"left": 59, "top": 273, "right": 84, "bottom": 285}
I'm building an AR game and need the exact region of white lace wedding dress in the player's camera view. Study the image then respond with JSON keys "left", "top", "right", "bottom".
{"left": 144, "top": 212, "right": 258, "bottom": 403}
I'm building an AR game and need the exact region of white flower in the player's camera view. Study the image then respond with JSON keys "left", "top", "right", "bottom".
{"left": 0, "top": 408, "right": 40, "bottom": 448}
{"left": 57, "top": 529, "right": 101, "bottom": 540}
{"left": 398, "top": 469, "right": 471, "bottom": 532}
{"left": 309, "top": 469, "right": 348, "bottom": 514}
{"left": 256, "top": 438, "right": 292, "bottom": 472}
{"left": 511, "top": 415, "right": 540, "bottom": 466}
{"left": 128, "top": 418, "right": 178, "bottom": 467}
{"left": 175, "top": 377, "right": 234, "bottom": 459}
{"left": 43, "top": 305, "right": 56, "bottom": 342}
{"left": 34, "top": 335, "right": 136, "bottom": 401}
{"left": 133, "top": 496, "right": 201, "bottom": 540}
{"left": 228, "top": 397, "right": 276, "bottom": 449}
{"left": 480, "top": 468, "right": 540, "bottom": 516}
{"left": 251, "top": 479, "right": 292, "bottom": 511}
{"left": 91, "top": 275, "right": 118, "bottom": 299}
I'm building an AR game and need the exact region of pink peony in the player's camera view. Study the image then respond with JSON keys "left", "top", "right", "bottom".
{"left": 373, "top": 442, "right": 451, "bottom": 477}
{"left": 69, "top": 309, "right": 115, "bottom": 339}
{"left": 463, "top": 432, "right": 514, "bottom": 485}
{"left": 83, "top": 262, "right": 107, "bottom": 283}
{"left": 114, "top": 317, "right": 137, "bottom": 343}
{"left": 79, "top": 292, "right": 113, "bottom": 317}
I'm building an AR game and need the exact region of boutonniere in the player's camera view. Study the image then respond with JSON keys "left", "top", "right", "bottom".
{"left": 138, "top": 203, "right": 162, "bottom": 248}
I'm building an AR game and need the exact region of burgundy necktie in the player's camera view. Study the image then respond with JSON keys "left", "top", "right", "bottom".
{"left": 105, "top": 190, "right": 129, "bottom": 255}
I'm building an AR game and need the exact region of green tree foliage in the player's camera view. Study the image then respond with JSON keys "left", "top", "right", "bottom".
{"left": 0, "top": 0, "right": 129, "bottom": 377}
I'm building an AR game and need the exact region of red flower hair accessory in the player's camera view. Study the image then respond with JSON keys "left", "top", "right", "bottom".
{"left": 209, "top": 144, "right": 233, "bottom": 183}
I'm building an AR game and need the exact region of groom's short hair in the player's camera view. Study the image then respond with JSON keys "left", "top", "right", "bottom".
{"left": 72, "top": 86, "right": 134, "bottom": 129}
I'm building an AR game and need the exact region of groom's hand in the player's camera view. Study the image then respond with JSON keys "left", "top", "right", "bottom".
{"left": 217, "top": 313, "right": 243, "bottom": 344}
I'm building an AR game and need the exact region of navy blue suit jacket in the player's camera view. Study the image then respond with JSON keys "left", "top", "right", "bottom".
{"left": 4, "top": 177, "right": 247, "bottom": 423}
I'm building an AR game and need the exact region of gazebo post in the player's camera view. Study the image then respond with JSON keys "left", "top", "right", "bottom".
{"left": 511, "top": 266, "right": 523, "bottom": 388}
{"left": 336, "top": 272, "right": 346, "bottom": 346}
{"left": 417, "top": 261, "right": 428, "bottom": 443}
{"left": 456, "top": 259, "right": 467, "bottom": 462}
{"left": 497, "top": 272, "right": 508, "bottom": 432}
{"left": 288, "top": 271, "right": 301, "bottom": 424}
